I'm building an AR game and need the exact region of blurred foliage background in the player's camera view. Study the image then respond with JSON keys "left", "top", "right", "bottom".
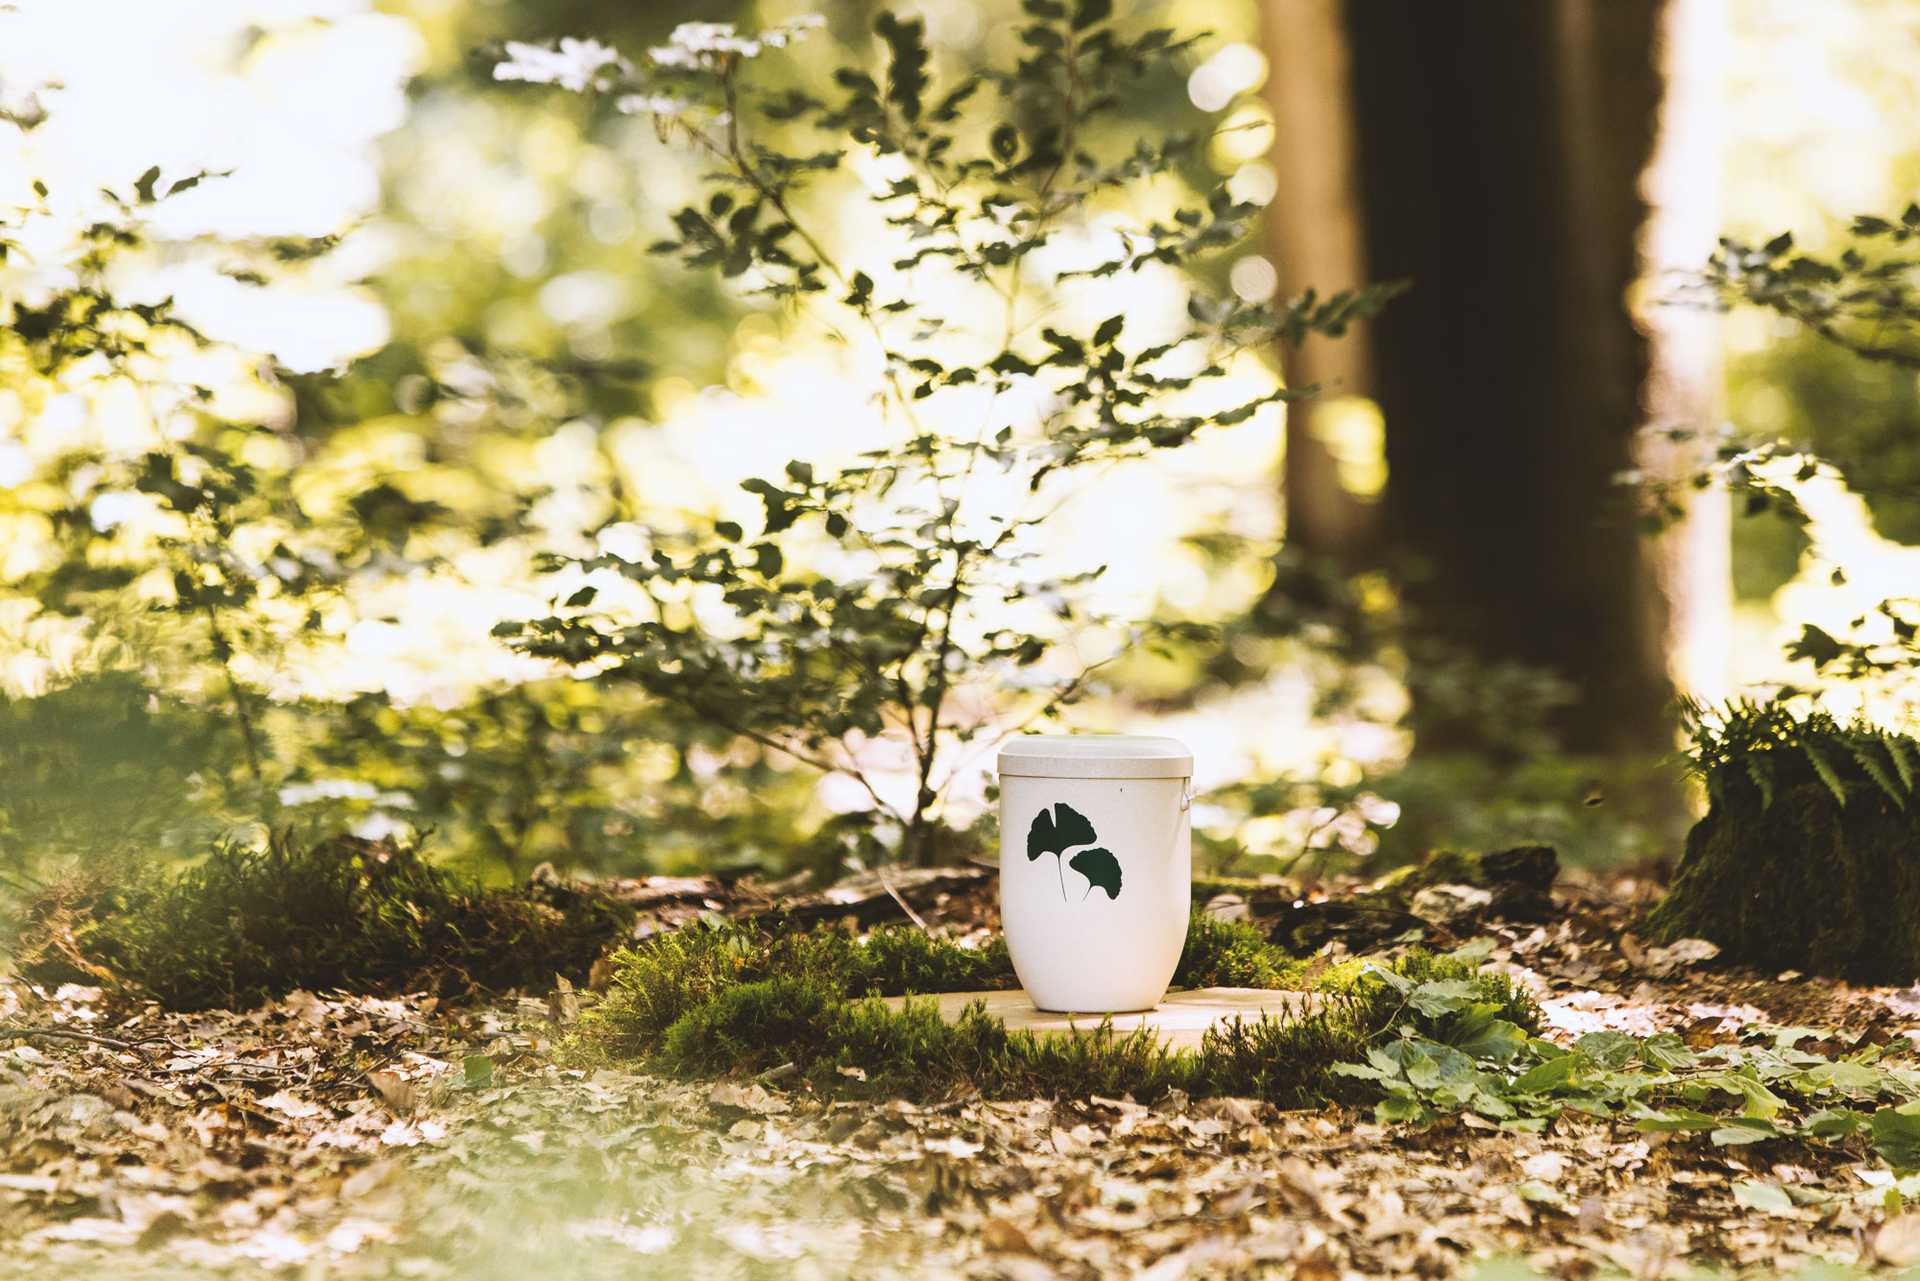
{"left": 3, "top": 0, "right": 1919, "bottom": 896}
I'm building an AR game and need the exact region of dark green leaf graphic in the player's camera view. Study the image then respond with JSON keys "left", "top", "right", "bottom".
{"left": 1068, "top": 847, "right": 1123, "bottom": 900}
{"left": 1026, "top": 802, "right": 1096, "bottom": 861}
{"left": 1026, "top": 803, "right": 1118, "bottom": 902}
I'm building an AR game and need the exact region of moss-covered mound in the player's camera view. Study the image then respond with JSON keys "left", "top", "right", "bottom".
{"left": 572, "top": 914, "right": 1536, "bottom": 1106}
{"left": 1647, "top": 702, "right": 1920, "bottom": 982}
{"left": 17, "top": 835, "right": 634, "bottom": 1010}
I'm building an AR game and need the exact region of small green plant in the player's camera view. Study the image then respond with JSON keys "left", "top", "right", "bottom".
{"left": 1704, "top": 211, "right": 1920, "bottom": 372}
{"left": 16, "top": 834, "right": 633, "bottom": 1010}
{"left": 1339, "top": 1015, "right": 1920, "bottom": 1173}
{"left": 1681, "top": 697, "right": 1919, "bottom": 812}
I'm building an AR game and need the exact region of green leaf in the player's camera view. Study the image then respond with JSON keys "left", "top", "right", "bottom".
{"left": 1026, "top": 802, "right": 1095, "bottom": 861}
{"left": 1632, "top": 1106, "right": 1721, "bottom": 1133}
{"left": 874, "top": 13, "right": 929, "bottom": 122}
{"left": 1071, "top": 0, "right": 1113, "bottom": 29}
{"left": 1511, "top": 1052, "right": 1581, "bottom": 1094}
{"left": 1374, "top": 1095, "right": 1430, "bottom": 1125}
{"left": 1067, "top": 847, "right": 1122, "bottom": 900}
{"left": 1786, "top": 623, "right": 1845, "bottom": 669}
{"left": 1804, "top": 1107, "right": 1868, "bottom": 1139}
{"left": 1847, "top": 738, "right": 1906, "bottom": 808}
{"left": 1873, "top": 1102, "right": 1920, "bottom": 1170}
{"left": 1638, "top": 1033, "right": 1698, "bottom": 1071}
{"left": 463, "top": 1055, "right": 495, "bottom": 1088}
{"left": 1407, "top": 979, "right": 1479, "bottom": 1019}
{"left": 1572, "top": 1031, "right": 1637, "bottom": 1069}
{"left": 1711, "top": 1118, "right": 1782, "bottom": 1146}
{"left": 990, "top": 124, "right": 1020, "bottom": 164}
{"left": 1444, "top": 1010, "right": 1527, "bottom": 1062}
{"left": 1801, "top": 741, "right": 1848, "bottom": 807}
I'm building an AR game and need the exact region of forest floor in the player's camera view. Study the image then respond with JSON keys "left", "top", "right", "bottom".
{"left": 3, "top": 868, "right": 1918, "bottom": 1280}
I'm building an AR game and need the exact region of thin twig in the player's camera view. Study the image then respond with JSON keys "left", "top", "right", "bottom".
{"left": 0, "top": 1025, "right": 143, "bottom": 1051}
{"left": 875, "top": 865, "right": 929, "bottom": 931}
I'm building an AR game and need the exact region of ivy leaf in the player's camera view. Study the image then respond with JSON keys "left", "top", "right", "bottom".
{"left": 1068, "top": 846, "right": 1122, "bottom": 900}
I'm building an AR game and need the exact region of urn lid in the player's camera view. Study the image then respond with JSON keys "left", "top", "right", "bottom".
{"left": 997, "top": 734, "right": 1193, "bottom": 780}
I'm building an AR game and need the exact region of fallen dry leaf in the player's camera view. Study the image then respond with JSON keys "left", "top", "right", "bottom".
{"left": 1877, "top": 1214, "right": 1920, "bottom": 1266}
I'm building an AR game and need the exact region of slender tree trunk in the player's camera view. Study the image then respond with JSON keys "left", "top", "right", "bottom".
{"left": 1259, "top": 0, "right": 1379, "bottom": 564}
{"left": 1638, "top": 0, "right": 1733, "bottom": 705}
{"left": 1336, "top": 0, "right": 1674, "bottom": 758}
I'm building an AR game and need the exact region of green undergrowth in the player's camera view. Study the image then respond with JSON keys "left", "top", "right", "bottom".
{"left": 15, "top": 834, "right": 633, "bottom": 1010}
{"left": 569, "top": 913, "right": 1537, "bottom": 1107}
{"left": 1348, "top": 1012, "right": 1920, "bottom": 1172}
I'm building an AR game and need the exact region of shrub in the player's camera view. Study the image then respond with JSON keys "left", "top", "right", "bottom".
{"left": 493, "top": 12, "right": 1401, "bottom": 865}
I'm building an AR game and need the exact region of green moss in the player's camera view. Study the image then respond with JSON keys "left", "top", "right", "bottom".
{"left": 17, "top": 834, "right": 632, "bottom": 1010}
{"left": 577, "top": 912, "right": 1536, "bottom": 1106}
{"left": 659, "top": 976, "right": 842, "bottom": 1076}
{"left": 581, "top": 917, "right": 1017, "bottom": 1059}
{"left": 1648, "top": 702, "right": 1920, "bottom": 982}
{"left": 1647, "top": 780, "right": 1920, "bottom": 982}
{"left": 1173, "top": 911, "right": 1308, "bottom": 988}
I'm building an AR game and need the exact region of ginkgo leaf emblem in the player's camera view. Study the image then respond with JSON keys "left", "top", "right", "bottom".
{"left": 1025, "top": 802, "right": 1123, "bottom": 902}
{"left": 1068, "top": 847, "right": 1123, "bottom": 900}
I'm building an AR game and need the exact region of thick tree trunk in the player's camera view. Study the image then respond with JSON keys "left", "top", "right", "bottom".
{"left": 1336, "top": 0, "right": 1673, "bottom": 757}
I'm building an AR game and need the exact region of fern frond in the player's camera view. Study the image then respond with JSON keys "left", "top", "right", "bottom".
{"left": 1888, "top": 734, "right": 1917, "bottom": 794}
{"left": 1849, "top": 738, "right": 1907, "bottom": 808}
{"left": 1802, "top": 741, "right": 1849, "bottom": 807}
{"left": 1741, "top": 754, "right": 1775, "bottom": 810}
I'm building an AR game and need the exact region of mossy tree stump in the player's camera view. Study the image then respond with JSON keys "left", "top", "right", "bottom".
{"left": 1647, "top": 709, "right": 1920, "bottom": 983}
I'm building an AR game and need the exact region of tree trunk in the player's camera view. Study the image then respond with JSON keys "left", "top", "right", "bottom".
{"left": 1336, "top": 0, "right": 1674, "bottom": 757}
{"left": 1637, "top": 0, "right": 1733, "bottom": 705}
{"left": 1260, "top": 0, "right": 1380, "bottom": 565}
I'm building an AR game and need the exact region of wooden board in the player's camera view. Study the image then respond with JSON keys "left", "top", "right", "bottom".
{"left": 876, "top": 987, "right": 1315, "bottom": 1051}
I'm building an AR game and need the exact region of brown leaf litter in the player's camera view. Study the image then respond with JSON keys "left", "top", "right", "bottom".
{"left": 0, "top": 868, "right": 1915, "bottom": 1279}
